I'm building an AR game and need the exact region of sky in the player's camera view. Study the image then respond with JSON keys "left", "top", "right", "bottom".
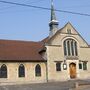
{"left": 0, "top": 0, "right": 90, "bottom": 44}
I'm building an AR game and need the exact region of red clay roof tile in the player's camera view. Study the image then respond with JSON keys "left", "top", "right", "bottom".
{"left": 0, "top": 39, "right": 46, "bottom": 61}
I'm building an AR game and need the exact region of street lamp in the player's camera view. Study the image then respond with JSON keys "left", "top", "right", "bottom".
{"left": 63, "top": 57, "right": 67, "bottom": 70}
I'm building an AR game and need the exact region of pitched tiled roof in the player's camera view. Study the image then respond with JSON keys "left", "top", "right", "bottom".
{"left": 41, "top": 37, "right": 49, "bottom": 43}
{"left": 0, "top": 39, "right": 46, "bottom": 61}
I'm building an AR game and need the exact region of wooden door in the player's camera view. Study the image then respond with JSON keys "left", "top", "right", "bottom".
{"left": 69, "top": 63, "right": 76, "bottom": 79}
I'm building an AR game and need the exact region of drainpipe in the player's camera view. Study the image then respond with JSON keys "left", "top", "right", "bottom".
{"left": 45, "top": 61, "right": 48, "bottom": 82}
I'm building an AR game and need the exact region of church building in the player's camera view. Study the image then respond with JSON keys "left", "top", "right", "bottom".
{"left": 0, "top": 0, "right": 90, "bottom": 84}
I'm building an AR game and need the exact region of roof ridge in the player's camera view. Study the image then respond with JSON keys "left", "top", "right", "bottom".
{"left": 0, "top": 39, "right": 41, "bottom": 43}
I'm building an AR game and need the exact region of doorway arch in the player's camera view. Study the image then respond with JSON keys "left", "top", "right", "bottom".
{"left": 69, "top": 63, "right": 76, "bottom": 79}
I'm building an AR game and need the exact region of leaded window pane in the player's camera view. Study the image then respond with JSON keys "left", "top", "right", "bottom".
{"left": 75, "top": 42, "right": 78, "bottom": 56}
{"left": 79, "top": 63, "right": 82, "bottom": 69}
{"left": 71, "top": 41, "right": 74, "bottom": 56}
{"left": 56, "top": 62, "right": 61, "bottom": 71}
{"left": 0, "top": 64, "right": 7, "bottom": 78}
{"left": 64, "top": 41, "right": 67, "bottom": 56}
{"left": 67, "top": 41, "right": 70, "bottom": 56}
{"left": 63, "top": 39, "right": 78, "bottom": 56}
{"left": 18, "top": 64, "right": 25, "bottom": 77}
{"left": 83, "top": 62, "right": 87, "bottom": 70}
{"left": 35, "top": 64, "right": 41, "bottom": 77}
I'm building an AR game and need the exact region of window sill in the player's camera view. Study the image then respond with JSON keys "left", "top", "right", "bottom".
{"left": 65, "top": 56, "right": 79, "bottom": 60}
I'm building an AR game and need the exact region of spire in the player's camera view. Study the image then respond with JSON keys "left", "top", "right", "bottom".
{"left": 49, "top": 0, "right": 59, "bottom": 37}
{"left": 51, "top": 0, "right": 57, "bottom": 21}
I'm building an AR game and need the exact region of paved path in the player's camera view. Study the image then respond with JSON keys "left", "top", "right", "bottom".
{"left": 0, "top": 82, "right": 71, "bottom": 90}
{"left": 0, "top": 80, "right": 90, "bottom": 90}
{"left": 71, "top": 85, "right": 90, "bottom": 90}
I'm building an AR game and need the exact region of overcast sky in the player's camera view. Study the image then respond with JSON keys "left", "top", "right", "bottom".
{"left": 0, "top": 0, "right": 90, "bottom": 44}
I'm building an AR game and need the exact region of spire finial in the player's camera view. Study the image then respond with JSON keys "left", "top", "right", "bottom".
{"left": 49, "top": 0, "right": 59, "bottom": 37}
{"left": 51, "top": 0, "right": 53, "bottom": 6}
{"left": 51, "top": 0, "right": 56, "bottom": 21}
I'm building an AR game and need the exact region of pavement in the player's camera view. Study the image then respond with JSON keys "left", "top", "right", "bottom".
{"left": 0, "top": 80, "right": 90, "bottom": 90}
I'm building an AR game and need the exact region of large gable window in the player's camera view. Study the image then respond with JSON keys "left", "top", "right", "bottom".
{"left": 63, "top": 39, "right": 78, "bottom": 56}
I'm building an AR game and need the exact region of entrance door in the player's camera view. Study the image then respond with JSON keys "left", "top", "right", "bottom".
{"left": 69, "top": 63, "right": 76, "bottom": 79}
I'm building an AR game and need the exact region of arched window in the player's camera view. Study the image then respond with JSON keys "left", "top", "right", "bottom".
{"left": 75, "top": 42, "right": 78, "bottom": 56}
{"left": 18, "top": 64, "right": 25, "bottom": 77}
{"left": 67, "top": 41, "right": 70, "bottom": 56}
{"left": 63, "top": 39, "right": 78, "bottom": 56}
{"left": 56, "top": 62, "right": 61, "bottom": 71}
{"left": 64, "top": 41, "right": 67, "bottom": 56}
{"left": 71, "top": 40, "right": 74, "bottom": 56}
{"left": 35, "top": 64, "right": 41, "bottom": 77}
{"left": 0, "top": 64, "right": 7, "bottom": 78}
